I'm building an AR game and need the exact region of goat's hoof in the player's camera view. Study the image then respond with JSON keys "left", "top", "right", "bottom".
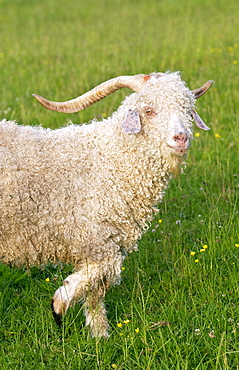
{"left": 51, "top": 299, "right": 62, "bottom": 327}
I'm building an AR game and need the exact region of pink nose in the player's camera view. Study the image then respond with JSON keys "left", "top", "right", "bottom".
{"left": 173, "top": 132, "right": 188, "bottom": 148}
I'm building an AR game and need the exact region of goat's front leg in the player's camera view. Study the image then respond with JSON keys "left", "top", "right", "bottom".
{"left": 51, "top": 254, "right": 124, "bottom": 337}
{"left": 84, "top": 290, "right": 109, "bottom": 338}
{"left": 52, "top": 271, "right": 110, "bottom": 338}
{"left": 51, "top": 269, "right": 110, "bottom": 338}
{"left": 51, "top": 270, "right": 88, "bottom": 326}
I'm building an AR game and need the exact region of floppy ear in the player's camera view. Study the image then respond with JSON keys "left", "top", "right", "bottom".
{"left": 191, "top": 109, "right": 210, "bottom": 131}
{"left": 122, "top": 109, "right": 141, "bottom": 134}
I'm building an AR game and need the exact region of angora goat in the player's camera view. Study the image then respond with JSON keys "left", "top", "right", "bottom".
{"left": 0, "top": 72, "right": 212, "bottom": 337}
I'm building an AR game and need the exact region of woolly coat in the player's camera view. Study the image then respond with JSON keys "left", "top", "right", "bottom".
{"left": 0, "top": 73, "right": 194, "bottom": 269}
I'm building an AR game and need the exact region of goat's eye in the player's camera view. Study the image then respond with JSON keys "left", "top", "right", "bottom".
{"left": 145, "top": 108, "right": 153, "bottom": 115}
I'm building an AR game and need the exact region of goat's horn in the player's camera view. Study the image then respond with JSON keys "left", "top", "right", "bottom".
{"left": 33, "top": 74, "right": 150, "bottom": 113}
{"left": 191, "top": 80, "right": 213, "bottom": 99}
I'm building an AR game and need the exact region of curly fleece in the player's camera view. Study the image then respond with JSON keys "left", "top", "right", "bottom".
{"left": 0, "top": 72, "right": 195, "bottom": 270}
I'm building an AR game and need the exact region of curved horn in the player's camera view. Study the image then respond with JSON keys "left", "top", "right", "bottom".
{"left": 33, "top": 74, "right": 150, "bottom": 113}
{"left": 191, "top": 80, "right": 213, "bottom": 99}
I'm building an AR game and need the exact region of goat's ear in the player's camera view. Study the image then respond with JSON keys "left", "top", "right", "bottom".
{"left": 191, "top": 109, "right": 210, "bottom": 130}
{"left": 122, "top": 109, "right": 141, "bottom": 134}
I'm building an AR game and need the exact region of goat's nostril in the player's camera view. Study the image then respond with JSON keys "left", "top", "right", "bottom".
{"left": 173, "top": 133, "right": 188, "bottom": 143}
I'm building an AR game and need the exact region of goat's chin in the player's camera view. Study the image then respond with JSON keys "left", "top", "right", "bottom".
{"left": 165, "top": 149, "right": 187, "bottom": 178}
{"left": 166, "top": 145, "right": 188, "bottom": 157}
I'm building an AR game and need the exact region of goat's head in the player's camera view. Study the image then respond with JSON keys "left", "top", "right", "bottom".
{"left": 119, "top": 73, "right": 212, "bottom": 159}
{"left": 33, "top": 72, "right": 212, "bottom": 162}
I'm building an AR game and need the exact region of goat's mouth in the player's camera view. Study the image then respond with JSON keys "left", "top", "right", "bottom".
{"left": 166, "top": 144, "right": 188, "bottom": 156}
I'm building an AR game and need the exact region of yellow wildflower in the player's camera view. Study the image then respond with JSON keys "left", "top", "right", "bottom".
{"left": 121, "top": 267, "right": 125, "bottom": 271}
{"left": 190, "top": 251, "right": 196, "bottom": 256}
{"left": 215, "top": 133, "right": 221, "bottom": 138}
{"left": 117, "top": 323, "right": 122, "bottom": 328}
{"left": 45, "top": 278, "right": 50, "bottom": 282}
{"left": 195, "top": 259, "right": 199, "bottom": 263}
{"left": 200, "top": 249, "right": 206, "bottom": 252}
{"left": 158, "top": 219, "right": 162, "bottom": 223}
{"left": 135, "top": 328, "right": 140, "bottom": 333}
{"left": 195, "top": 133, "right": 200, "bottom": 137}
{"left": 235, "top": 244, "right": 239, "bottom": 248}
{"left": 233, "top": 60, "right": 238, "bottom": 65}
{"left": 203, "top": 245, "right": 208, "bottom": 249}
{"left": 111, "top": 365, "right": 117, "bottom": 369}
{"left": 123, "top": 319, "right": 131, "bottom": 324}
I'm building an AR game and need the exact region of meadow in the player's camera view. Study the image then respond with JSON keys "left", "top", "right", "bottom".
{"left": 0, "top": 0, "right": 239, "bottom": 368}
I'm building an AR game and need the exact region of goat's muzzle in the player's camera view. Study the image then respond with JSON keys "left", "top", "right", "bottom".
{"left": 166, "top": 116, "right": 190, "bottom": 156}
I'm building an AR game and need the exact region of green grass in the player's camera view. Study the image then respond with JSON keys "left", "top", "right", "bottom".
{"left": 0, "top": 0, "right": 239, "bottom": 368}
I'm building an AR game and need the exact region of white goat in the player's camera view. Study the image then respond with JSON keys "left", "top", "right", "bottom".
{"left": 0, "top": 72, "right": 212, "bottom": 337}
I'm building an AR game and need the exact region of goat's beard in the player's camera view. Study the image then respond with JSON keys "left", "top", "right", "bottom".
{"left": 165, "top": 151, "right": 187, "bottom": 178}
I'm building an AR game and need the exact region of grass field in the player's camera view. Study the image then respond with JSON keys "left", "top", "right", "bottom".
{"left": 0, "top": 0, "right": 239, "bottom": 368}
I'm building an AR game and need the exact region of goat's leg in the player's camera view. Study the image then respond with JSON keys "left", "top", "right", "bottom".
{"left": 82, "top": 254, "right": 124, "bottom": 338}
{"left": 51, "top": 269, "right": 88, "bottom": 326}
{"left": 83, "top": 291, "right": 109, "bottom": 338}
{"left": 51, "top": 254, "right": 124, "bottom": 336}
